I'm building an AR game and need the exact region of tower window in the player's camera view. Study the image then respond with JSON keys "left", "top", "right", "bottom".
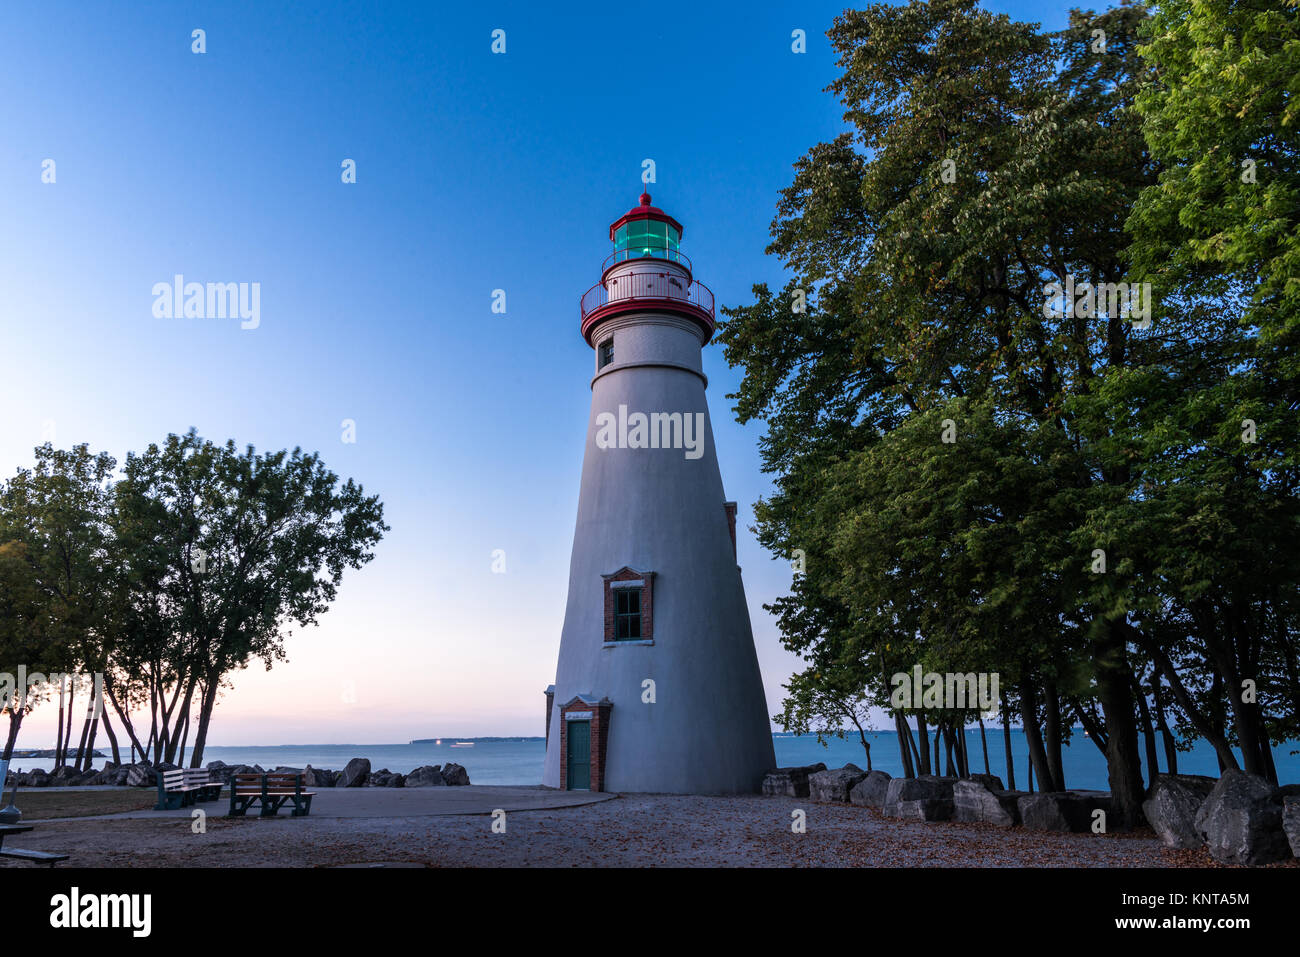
{"left": 614, "top": 588, "right": 642, "bottom": 640}
{"left": 602, "top": 567, "right": 654, "bottom": 644}
{"left": 598, "top": 338, "right": 614, "bottom": 369}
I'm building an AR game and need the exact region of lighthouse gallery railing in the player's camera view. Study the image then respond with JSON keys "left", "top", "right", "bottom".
{"left": 580, "top": 269, "right": 715, "bottom": 322}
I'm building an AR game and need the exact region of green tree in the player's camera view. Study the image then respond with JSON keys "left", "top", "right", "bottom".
{"left": 718, "top": 0, "right": 1165, "bottom": 823}
{"left": 110, "top": 430, "right": 388, "bottom": 767}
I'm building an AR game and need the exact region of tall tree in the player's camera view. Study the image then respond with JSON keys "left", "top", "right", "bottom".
{"left": 112, "top": 430, "right": 388, "bottom": 766}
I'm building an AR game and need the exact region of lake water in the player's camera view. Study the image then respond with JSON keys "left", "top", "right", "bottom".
{"left": 11, "top": 732, "right": 1298, "bottom": 789}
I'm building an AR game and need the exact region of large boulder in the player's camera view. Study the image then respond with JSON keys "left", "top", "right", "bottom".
{"left": 405, "top": 765, "right": 446, "bottom": 788}
{"left": 303, "top": 765, "right": 336, "bottom": 788}
{"left": 125, "top": 762, "right": 156, "bottom": 788}
{"left": 206, "top": 762, "right": 258, "bottom": 784}
{"left": 368, "top": 769, "right": 398, "bottom": 787}
{"left": 27, "top": 768, "right": 51, "bottom": 788}
{"left": 808, "top": 764, "right": 868, "bottom": 803}
{"left": 51, "top": 766, "right": 80, "bottom": 783}
{"left": 888, "top": 797, "right": 955, "bottom": 822}
{"left": 953, "top": 779, "right": 1021, "bottom": 826}
{"left": 441, "top": 762, "right": 470, "bottom": 786}
{"left": 762, "top": 763, "right": 826, "bottom": 798}
{"left": 1195, "top": 769, "right": 1291, "bottom": 865}
{"left": 1018, "top": 791, "right": 1113, "bottom": 833}
{"left": 1142, "top": 774, "right": 1217, "bottom": 849}
{"left": 882, "top": 775, "right": 956, "bottom": 821}
{"left": 1283, "top": 797, "right": 1300, "bottom": 858}
{"left": 100, "top": 765, "right": 130, "bottom": 786}
{"left": 966, "top": 773, "right": 1005, "bottom": 792}
{"left": 849, "top": 770, "right": 893, "bottom": 808}
{"left": 338, "top": 758, "right": 371, "bottom": 788}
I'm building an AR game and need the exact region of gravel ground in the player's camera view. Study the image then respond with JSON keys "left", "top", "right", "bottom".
{"left": 1, "top": 792, "right": 1252, "bottom": 868}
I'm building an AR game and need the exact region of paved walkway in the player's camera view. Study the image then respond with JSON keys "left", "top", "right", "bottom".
{"left": 28, "top": 785, "right": 619, "bottom": 823}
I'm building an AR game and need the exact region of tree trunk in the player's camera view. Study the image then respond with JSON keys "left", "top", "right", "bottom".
{"left": 1134, "top": 680, "right": 1160, "bottom": 786}
{"left": 72, "top": 713, "right": 92, "bottom": 773}
{"left": 1093, "top": 626, "right": 1146, "bottom": 828}
{"left": 978, "top": 715, "right": 991, "bottom": 775}
{"left": 1018, "top": 682, "right": 1054, "bottom": 794}
{"left": 1151, "top": 679, "right": 1178, "bottom": 775}
{"left": 1000, "top": 690, "right": 1016, "bottom": 791}
{"left": 894, "top": 712, "right": 916, "bottom": 778}
{"left": 54, "top": 675, "right": 66, "bottom": 770}
{"left": 106, "top": 684, "right": 148, "bottom": 764}
{"left": 2, "top": 710, "right": 23, "bottom": 762}
{"left": 190, "top": 673, "right": 221, "bottom": 769}
{"left": 916, "top": 712, "right": 932, "bottom": 776}
{"left": 100, "top": 706, "right": 122, "bottom": 766}
{"left": 1044, "top": 680, "right": 1065, "bottom": 791}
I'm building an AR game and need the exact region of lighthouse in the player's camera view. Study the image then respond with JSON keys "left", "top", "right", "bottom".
{"left": 541, "top": 193, "right": 776, "bottom": 794}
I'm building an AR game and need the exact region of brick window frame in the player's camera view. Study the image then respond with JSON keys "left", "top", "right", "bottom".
{"left": 601, "top": 566, "right": 654, "bottom": 645}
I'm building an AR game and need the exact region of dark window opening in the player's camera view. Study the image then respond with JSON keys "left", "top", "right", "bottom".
{"left": 599, "top": 339, "right": 614, "bottom": 369}
{"left": 614, "top": 587, "right": 642, "bottom": 640}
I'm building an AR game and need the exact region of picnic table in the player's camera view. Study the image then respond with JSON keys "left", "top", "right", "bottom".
{"left": 0, "top": 823, "right": 68, "bottom": 866}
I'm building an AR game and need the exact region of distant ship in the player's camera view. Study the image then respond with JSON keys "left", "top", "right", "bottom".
{"left": 451, "top": 741, "right": 474, "bottom": 749}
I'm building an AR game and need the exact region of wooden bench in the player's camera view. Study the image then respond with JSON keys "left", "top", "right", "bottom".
{"left": 183, "top": 768, "right": 222, "bottom": 803}
{"left": 0, "top": 824, "right": 68, "bottom": 867}
{"left": 227, "top": 773, "right": 315, "bottom": 818}
{"left": 154, "top": 768, "right": 203, "bottom": 810}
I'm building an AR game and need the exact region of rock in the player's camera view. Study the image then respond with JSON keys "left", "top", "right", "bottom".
{"left": 272, "top": 766, "right": 304, "bottom": 775}
{"left": 440, "top": 762, "right": 470, "bottom": 786}
{"left": 880, "top": 775, "right": 956, "bottom": 821}
{"left": 953, "top": 779, "right": 1021, "bottom": 826}
{"left": 100, "top": 765, "right": 130, "bottom": 786}
{"left": 72, "top": 770, "right": 103, "bottom": 786}
{"left": 28, "top": 768, "right": 51, "bottom": 788}
{"left": 51, "top": 766, "right": 80, "bottom": 782}
{"left": 849, "top": 770, "right": 893, "bottom": 807}
{"left": 966, "top": 773, "right": 1005, "bottom": 792}
{"left": 1283, "top": 797, "right": 1300, "bottom": 858}
{"left": 884, "top": 774, "right": 955, "bottom": 805}
{"left": 761, "top": 763, "right": 827, "bottom": 798}
{"left": 302, "top": 765, "right": 336, "bottom": 788}
{"left": 1195, "top": 769, "right": 1291, "bottom": 865}
{"left": 886, "top": 797, "right": 955, "bottom": 821}
{"left": 391, "top": 773, "right": 406, "bottom": 788}
{"left": 1018, "top": 791, "right": 1113, "bottom": 833}
{"left": 1142, "top": 774, "right": 1217, "bottom": 849}
{"left": 808, "top": 764, "right": 868, "bottom": 803}
{"left": 338, "top": 757, "right": 371, "bottom": 788}
{"left": 405, "top": 765, "right": 446, "bottom": 788}
{"left": 125, "top": 762, "right": 158, "bottom": 787}
{"left": 368, "top": 769, "right": 395, "bottom": 787}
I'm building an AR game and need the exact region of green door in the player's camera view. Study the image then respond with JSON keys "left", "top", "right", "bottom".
{"left": 566, "top": 721, "right": 591, "bottom": 790}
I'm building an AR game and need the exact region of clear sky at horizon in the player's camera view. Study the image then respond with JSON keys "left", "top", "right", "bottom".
{"left": 2, "top": 0, "right": 1089, "bottom": 746}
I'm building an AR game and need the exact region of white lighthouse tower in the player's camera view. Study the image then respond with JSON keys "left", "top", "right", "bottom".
{"left": 542, "top": 193, "right": 775, "bottom": 794}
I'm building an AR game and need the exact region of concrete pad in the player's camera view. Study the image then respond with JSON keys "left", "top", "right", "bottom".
{"left": 27, "top": 785, "right": 619, "bottom": 823}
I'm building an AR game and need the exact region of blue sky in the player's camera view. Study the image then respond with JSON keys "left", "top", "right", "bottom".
{"left": 1, "top": 0, "right": 1090, "bottom": 745}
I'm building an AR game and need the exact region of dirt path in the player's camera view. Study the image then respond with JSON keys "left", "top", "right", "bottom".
{"left": 0, "top": 792, "right": 1230, "bottom": 867}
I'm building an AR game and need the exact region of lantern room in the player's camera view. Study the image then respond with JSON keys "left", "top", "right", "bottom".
{"left": 607, "top": 193, "right": 687, "bottom": 270}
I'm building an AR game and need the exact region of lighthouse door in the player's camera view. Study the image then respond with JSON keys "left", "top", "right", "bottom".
{"left": 566, "top": 721, "right": 591, "bottom": 790}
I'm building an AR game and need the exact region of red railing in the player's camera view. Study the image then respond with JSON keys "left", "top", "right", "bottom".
{"left": 580, "top": 269, "right": 715, "bottom": 324}
{"left": 601, "top": 247, "right": 693, "bottom": 274}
